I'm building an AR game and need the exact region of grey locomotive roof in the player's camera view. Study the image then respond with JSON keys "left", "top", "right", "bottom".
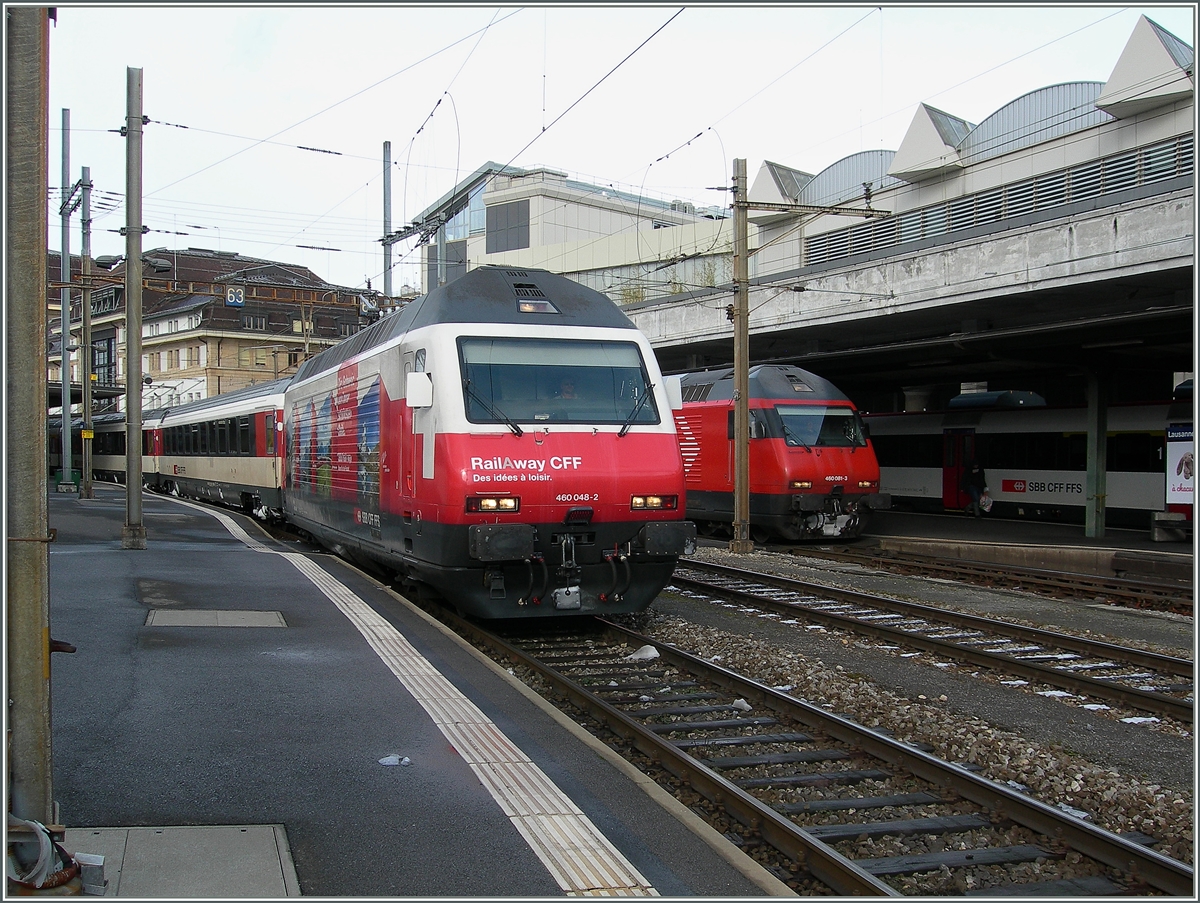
{"left": 679, "top": 364, "right": 851, "bottom": 404}
{"left": 293, "top": 266, "right": 638, "bottom": 382}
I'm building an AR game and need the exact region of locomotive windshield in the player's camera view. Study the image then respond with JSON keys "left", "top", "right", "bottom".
{"left": 776, "top": 404, "right": 868, "bottom": 448}
{"left": 459, "top": 337, "right": 660, "bottom": 426}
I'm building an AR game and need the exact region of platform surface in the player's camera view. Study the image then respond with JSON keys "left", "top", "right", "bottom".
{"left": 44, "top": 485, "right": 790, "bottom": 898}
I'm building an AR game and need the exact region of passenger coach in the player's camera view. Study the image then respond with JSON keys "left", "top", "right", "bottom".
{"left": 864, "top": 391, "right": 1191, "bottom": 528}
{"left": 149, "top": 379, "right": 287, "bottom": 518}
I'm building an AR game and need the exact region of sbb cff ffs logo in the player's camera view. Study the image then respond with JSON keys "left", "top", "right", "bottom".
{"left": 1003, "top": 479, "right": 1026, "bottom": 493}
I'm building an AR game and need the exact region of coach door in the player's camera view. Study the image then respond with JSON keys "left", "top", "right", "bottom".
{"left": 942, "top": 429, "right": 976, "bottom": 510}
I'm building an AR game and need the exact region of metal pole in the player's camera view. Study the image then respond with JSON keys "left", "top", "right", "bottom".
{"left": 81, "top": 166, "right": 94, "bottom": 498}
{"left": 730, "top": 158, "right": 753, "bottom": 552}
{"left": 59, "top": 108, "right": 73, "bottom": 489}
{"left": 1085, "top": 371, "right": 1109, "bottom": 538}
{"left": 436, "top": 219, "right": 446, "bottom": 287}
{"left": 122, "top": 67, "right": 146, "bottom": 549}
{"left": 383, "top": 140, "right": 392, "bottom": 298}
{"left": 6, "top": 4, "right": 55, "bottom": 826}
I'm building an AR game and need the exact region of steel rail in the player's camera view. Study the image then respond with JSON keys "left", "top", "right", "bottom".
{"left": 780, "top": 546, "right": 1192, "bottom": 611}
{"left": 445, "top": 612, "right": 901, "bottom": 896}
{"left": 683, "top": 559, "right": 1193, "bottom": 678}
{"left": 455, "top": 606, "right": 1195, "bottom": 897}
{"left": 673, "top": 561, "right": 1193, "bottom": 723}
{"left": 590, "top": 621, "right": 1195, "bottom": 898}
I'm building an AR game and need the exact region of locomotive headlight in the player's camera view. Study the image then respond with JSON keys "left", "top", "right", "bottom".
{"left": 857, "top": 480, "right": 878, "bottom": 489}
{"left": 790, "top": 480, "right": 813, "bottom": 490}
{"left": 631, "top": 494, "right": 677, "bottom": 510}
{"left": 467, "top": 496, "right": 520, "bottom": 513}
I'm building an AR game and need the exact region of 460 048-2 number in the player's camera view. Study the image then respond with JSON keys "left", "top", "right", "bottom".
{"left": 556, "top": 493, "right": 598, "bottom": 502}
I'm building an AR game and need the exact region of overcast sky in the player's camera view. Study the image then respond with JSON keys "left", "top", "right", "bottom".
{"left": 43, "top": 3, "right": 1195, "bottom": 293}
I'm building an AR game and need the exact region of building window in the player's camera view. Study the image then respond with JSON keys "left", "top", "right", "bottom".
{"left": 468, "top": 184, "right": 486, "bottom": 235}
{"left": 426, "top": 239, "right": 468, "bottom": 289}
{"left": 243, "top": 314, "right": 266, "bottom": 330}
{"left": 339, "top": 323, "right": 359, "bottom": 337}
{"left": 238, "top": 346, "right": 270, "bottom": 368}
{"left": 485, "top": 199, "right": 530, "bottom": 254}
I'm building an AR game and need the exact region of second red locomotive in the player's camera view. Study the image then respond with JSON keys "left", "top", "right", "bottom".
{"left": 673, "top": 364, "right": 889, "bottom": 541}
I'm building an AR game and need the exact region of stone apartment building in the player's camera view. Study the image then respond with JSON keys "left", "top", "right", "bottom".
{"left": 50, "top": 247, "right": 396, "bottom": 414}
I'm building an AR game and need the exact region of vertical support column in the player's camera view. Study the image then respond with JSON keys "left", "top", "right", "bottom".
{"left": 1085, "top": 371, "right": 1109, "bottom": 538}
{"left": 6, "top": 5, "right": 54, "bottom": 826}
{"left": 436, "top": 218, "right": 446, "bottom": 287}
{"left": 730, "top": 158, "right": 752, "bottom": 553}
{"left": 382, "top": 141, "right": 392, "bottom": 298}
{"left": 59, "top": 108, "right": 73, "bottom": 489}
{"left": 81, "top": 166, "right": 94, "bottom": 498}
{"left": 122, "top": 67, "right": 147, "bottom": 549}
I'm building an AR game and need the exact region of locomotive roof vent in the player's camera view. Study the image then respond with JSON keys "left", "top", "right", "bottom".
{"left": 513, "top": 282, "right": 547, "bottom": 298}
{"left": 785, "top": 373, "right": 814, "bottom": 392}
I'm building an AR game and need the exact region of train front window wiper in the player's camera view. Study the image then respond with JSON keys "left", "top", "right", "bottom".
{"left": 781, "top": 422, "right": 811, "bottom": 451}
{"left": 617, "top": 384, "right": 655, "bottom": 437}
{"left": 464, "top": 380, "right": 523, "bottom": 436}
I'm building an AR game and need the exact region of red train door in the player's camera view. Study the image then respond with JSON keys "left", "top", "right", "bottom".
{"left": 942, "top": 429, "right": 976, "bottom": 511}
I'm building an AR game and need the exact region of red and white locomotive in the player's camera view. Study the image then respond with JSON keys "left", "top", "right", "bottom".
{"left": 134, "top": 267, "right": 695, "bottom": 618}
{"left": 282, "top": 266, "right": 695, "bottom": 618}
{"left": 672, "top": 364, "right": 888, "bottom": 541}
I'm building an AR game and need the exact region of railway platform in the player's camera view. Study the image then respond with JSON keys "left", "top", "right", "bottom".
{"left": 859, "top": 508, "right": 1193, "bottom": 582}
{"left": 39, "top": 485, "right": 790, "bottom": 898}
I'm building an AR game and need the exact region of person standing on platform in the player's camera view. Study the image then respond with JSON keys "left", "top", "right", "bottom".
{"left": 961, "top": 459, "right": 988, "bottom": 517}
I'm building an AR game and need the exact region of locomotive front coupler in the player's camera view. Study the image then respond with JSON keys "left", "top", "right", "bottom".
{"left": 548, "top": 534, "right": 584, "bottom": 610}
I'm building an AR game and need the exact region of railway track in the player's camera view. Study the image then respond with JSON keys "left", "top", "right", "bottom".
{"left": 670, "top": 560, "right": 1194, "bottom": 725}
{"left": 773, "top": 544, "right": 1193, "bottom": 614}
{"left": 432, "top": 611, "right": 1193, "bottom": 896}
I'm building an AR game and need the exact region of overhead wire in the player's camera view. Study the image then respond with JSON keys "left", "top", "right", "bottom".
{"left": 144, "top": 8, "right": 522, "bottom": 200}
{"left": 69, "top": 9, "right": 1181, "bottom": 298}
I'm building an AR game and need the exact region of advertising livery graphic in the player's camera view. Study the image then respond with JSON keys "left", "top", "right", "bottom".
{"left": 1167, "top": 423, "right": 1193, "bottom": 505}
{"left": 357, "top": 379, "right": 381, "bottom": 500}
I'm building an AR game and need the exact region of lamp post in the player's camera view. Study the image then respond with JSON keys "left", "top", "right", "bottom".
{"left": 58, "top": 340, "right": 77, "bottom": 490}
{"left": 80, "top": 166, "right": 94, "bottom": 498}
{"left": 122, "top": 66, "right": 146, "bottom": 550}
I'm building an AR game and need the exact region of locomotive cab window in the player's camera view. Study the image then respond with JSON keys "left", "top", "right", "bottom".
{"left": 458, "top": 337, "right": 659, "bottom": 426}
{"left": 775, "top": 405, "right": 868, "bottom": 448}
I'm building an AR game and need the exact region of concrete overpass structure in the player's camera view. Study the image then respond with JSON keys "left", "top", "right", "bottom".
{"left": 630, "top": 162, "right": 1192, "bottom": 411}
{"left": 625, "top": 16, "right": 1193, "bottom": 413}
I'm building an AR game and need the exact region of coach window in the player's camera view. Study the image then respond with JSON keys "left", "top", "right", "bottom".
{"left": 217, "top": 418, "right": 230, "bottom": 455}
{"left": 265, "top": 414, "right": 276, "bottom": 454}
{"left": 238, "top": 416, "right": 252, "bottom": 455}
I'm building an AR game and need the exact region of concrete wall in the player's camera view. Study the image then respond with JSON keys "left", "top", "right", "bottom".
{"left": 627, "top": 187, "right": 1193, "bottom": 349}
